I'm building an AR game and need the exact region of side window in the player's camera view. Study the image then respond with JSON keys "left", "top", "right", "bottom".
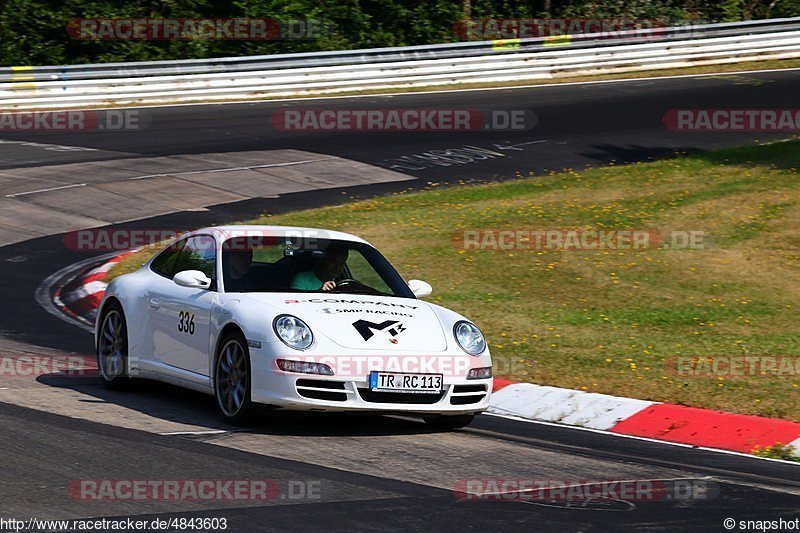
{"left": 150, "top": 239, "right": 186, "bottom": 278}
{"left": 173, "top": 235, "right": 216, "bottom": 279}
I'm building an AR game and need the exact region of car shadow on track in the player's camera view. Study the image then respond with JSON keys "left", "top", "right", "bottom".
{"left": 36, "top": 371, "right": 445, "bottom": 437}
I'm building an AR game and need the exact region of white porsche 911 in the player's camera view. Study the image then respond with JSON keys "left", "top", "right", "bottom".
{"left": 96, "top": 226, "right": 493, "bottom": 428}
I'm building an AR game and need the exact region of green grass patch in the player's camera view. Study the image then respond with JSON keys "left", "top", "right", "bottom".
{"left": 109, "top": 139, "right": 800, "bottom": 420}
{"left": 751, "top": 443, "right": 800, "bottom": 462}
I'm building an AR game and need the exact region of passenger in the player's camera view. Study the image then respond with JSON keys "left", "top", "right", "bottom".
{"left": 290, "top": 244, "right": 349, "bottom": 291}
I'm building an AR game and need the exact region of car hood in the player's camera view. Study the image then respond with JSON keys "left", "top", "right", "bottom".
{"left": 240, "top": 293, "right": 448, "bottom": 351}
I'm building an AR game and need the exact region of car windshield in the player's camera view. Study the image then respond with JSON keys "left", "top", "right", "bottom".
{"left": 221, "top": 236, "right": 414, "bottom": 298}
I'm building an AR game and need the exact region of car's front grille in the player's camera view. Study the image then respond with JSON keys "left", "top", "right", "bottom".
{"left": 296, "top": 379, "right": 348, "bottom": 402}
{"left": 297, "top": 379, "right": 346, "bottom": 389}
{"left": 450, "top": 394, "right": 485, "bottom": 405}
{"left": 452, "top": 384, "right": 485, "bottom": 393}
{"left": 357, "top": 388, "right": 445, "bottom": 404}
{"left": 298, "top": 389, "right": 348, "bottom": 401}
{"left": 450, "top": 384, "right": 487, "bottom": 405}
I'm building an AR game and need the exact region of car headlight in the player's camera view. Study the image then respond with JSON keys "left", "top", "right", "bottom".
{"left": 273, "top": 315, "right": 313, "bottom": 350}
{"left": 454, "top": 321, "right": 486, "bottom": 356}
{"left": 277, "top": 359, "right": 333, "bottom": 375}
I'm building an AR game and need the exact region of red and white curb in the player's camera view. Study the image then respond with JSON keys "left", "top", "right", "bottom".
{"left": 36, "top": 250, "right": 139, "bottom": 332}
{"left": 491, "top": 379, "right": 800, "bottom": 458}
{"left": 47, "top": 252, "right": 800, "bottom": 459}
{"left": 55, "top": 251, "right": 135, "bottom": 321}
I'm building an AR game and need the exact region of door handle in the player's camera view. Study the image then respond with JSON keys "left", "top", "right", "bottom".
{"left": 148, "top": 297, "right": 161, "bottom": 310}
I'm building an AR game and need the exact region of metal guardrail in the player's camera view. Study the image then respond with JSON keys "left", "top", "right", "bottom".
{"left": 1, "top": 17, "right": 799, "bottom": 109}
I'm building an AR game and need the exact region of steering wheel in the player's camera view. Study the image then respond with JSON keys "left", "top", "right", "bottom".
{"left": 329, "top": 278, "right": 383, "bottom": 295}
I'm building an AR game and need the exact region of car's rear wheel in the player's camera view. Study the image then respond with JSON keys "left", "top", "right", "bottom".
{"left": 214, "top": 331, "right": 254, "bottom": 425}
{"left": 423, "top": 413, "right": 476, "bottom": 430}
{"left": 97, "top": 301, "right": 129, "bottom": 389}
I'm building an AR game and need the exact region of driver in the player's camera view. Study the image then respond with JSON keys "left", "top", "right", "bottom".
{"left": 224, "top": 248, "right": 259, "bottom": 291}
{"left": 228, "top": 249, "right": 253, "bottom": 280}
{"left": 291, "top": 244, "right": 349, "bottom": 291}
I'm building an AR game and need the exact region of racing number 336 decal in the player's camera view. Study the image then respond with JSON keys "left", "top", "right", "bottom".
{"left": 178, "top": 311, "right": 195, "bottom": 335}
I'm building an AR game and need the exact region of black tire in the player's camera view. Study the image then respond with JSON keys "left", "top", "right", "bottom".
{"left": 423, "top": 413, "right": 476, "bottom": 430}
{"left": 96, "top": 300, "right": 130, "bottom": 389}
{"left": 214, "top": 330, "right": 255, "bottom": 425}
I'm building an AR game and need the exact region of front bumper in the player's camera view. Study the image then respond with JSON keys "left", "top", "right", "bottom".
{"left": 250, "top": 374, "right": 492, "bottom": 414}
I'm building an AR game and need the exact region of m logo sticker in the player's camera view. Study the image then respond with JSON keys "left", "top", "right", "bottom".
{"left": 352, "top": 319, "right": 406, "bottom": 341}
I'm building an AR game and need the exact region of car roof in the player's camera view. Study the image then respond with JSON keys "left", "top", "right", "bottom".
{"left": 192, "top": 225, "right": 370, "bottom": 245}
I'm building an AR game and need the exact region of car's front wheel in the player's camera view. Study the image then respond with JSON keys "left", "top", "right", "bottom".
{"left": 214, "top": 331, "right": 255, "bottom": 425}
{"left": 97, "top": 301, "right": 130, "bottom": 389}
{"left": 423, "top": 413, "right": 476, "bottom": 430}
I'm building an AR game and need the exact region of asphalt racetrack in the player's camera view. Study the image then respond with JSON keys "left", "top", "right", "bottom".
{"left": 1, "top": 69, "right": 799, "bottom": 532}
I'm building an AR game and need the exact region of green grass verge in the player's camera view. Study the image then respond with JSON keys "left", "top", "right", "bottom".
{"left": 751, "top": 443, "right": 800, "bottom": 461}
{"left": 108, "top": 139, "right": 800, "bottom": 421}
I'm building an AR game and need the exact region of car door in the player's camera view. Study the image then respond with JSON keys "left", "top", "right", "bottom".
{"left": 148, "top": 234, "right": 217, "bottom": 376}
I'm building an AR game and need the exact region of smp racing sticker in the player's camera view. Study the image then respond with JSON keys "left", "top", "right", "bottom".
{"left": 318, "top": 307, "right": 412, "bottom": 317}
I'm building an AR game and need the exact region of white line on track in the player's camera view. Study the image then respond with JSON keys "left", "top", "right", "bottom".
{"left": 159, "top": 429, "right": 230, "bottom": 436}
{"left": 493, "top": 140, "right": 547, "bottom": 150}
{"left": 128, "top": 158, "right": 332, "bottom": 180}
{"left": 7, "top": 159, "right": 332, "bottom": 198}
{"left": 7, "top": 159, "right": 331, "bottom": 197}
{"left": 5, "top": 183, "right": 87, "bottom": 198}
{"left": 159, "top": 428, "right": 255, "bottom": 436}
{"left": 0, "top": 139, "right": 99, "bottom": 152}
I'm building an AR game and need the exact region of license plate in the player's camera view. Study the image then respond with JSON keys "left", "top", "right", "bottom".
{"left": 368, "top": 372, "right": 443, "bottom": 394}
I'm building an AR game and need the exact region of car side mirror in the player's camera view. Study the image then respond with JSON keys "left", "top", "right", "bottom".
{"left": 408, "top": 279, "right": 432, "bottom": 298}
{"left": 174, "top": 270, "right": 212, "bottom": 289}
